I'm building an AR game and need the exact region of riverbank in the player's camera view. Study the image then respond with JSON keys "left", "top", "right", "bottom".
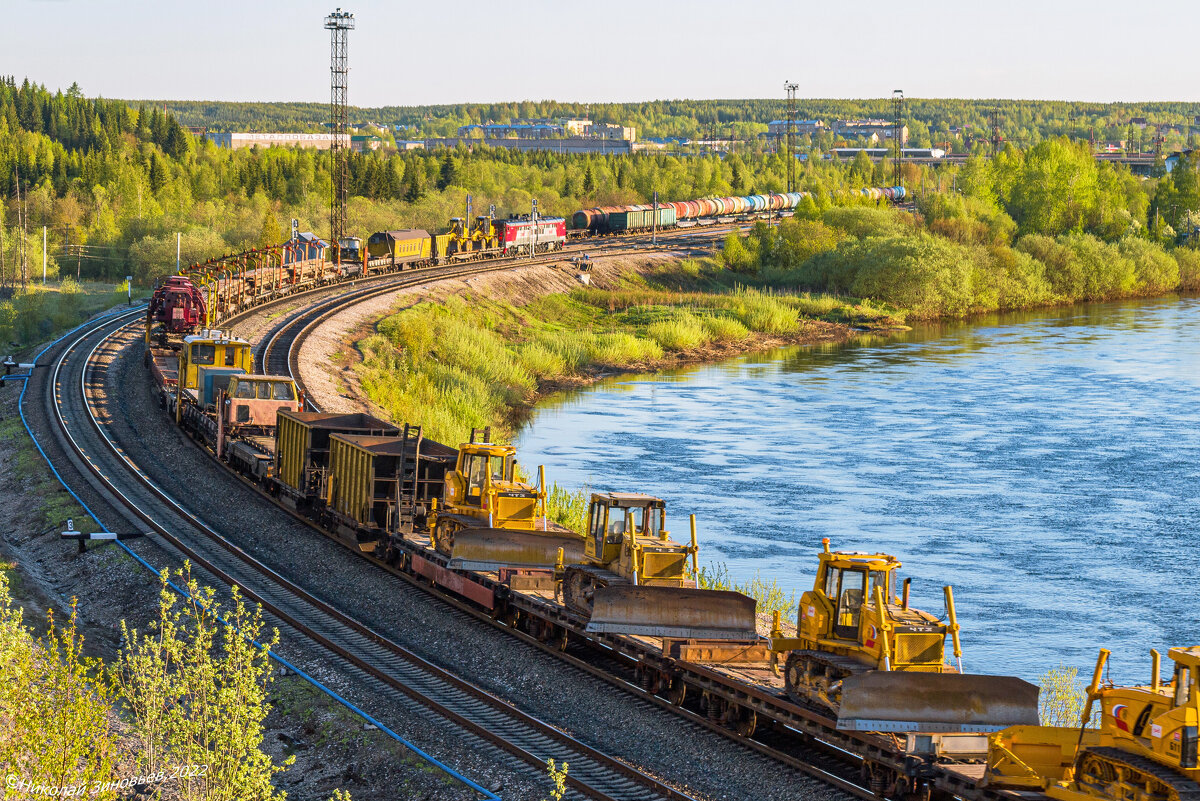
{"left": 350, "top": 255, "right": 906, "bottom": 447}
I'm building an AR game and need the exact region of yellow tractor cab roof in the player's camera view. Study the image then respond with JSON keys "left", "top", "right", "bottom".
{"left": 1169, "top": 646, "right": 1200, "bottom": 668}
{"left": 591, "top": 492, "right": 665, "bottom": 509}
{"left": 184, "top": 329, "right": 250, "bottom": 347}
{"left": 459, "top": 441, "right": 515, "bottom": 456}
{"left": 819, "top": 548, "right": 901, "bottom": 572}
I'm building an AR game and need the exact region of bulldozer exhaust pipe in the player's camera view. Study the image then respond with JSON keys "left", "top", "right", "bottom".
{"left": 944, "top": 585, "right": 963, "bottom": 673}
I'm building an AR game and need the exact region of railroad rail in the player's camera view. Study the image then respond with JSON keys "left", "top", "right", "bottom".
{"left": 236, "top": 262, "right": 903, "bottom": 799}
{"left": 42, "top": 309, "right": 699, "bottom": 801}
{"left": 258, "top": 255, "right": 1032, "bottom": 801}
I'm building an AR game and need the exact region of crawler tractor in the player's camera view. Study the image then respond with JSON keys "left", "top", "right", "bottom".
{"left": 1046, "top": 646, "right": 1200, "bottom": 801}
{"left": 431, "top": 428, "right": 583, "bottom": 568}
{"left": 560, "top": 492, "right": 758, "bottom": 641}
{"left": 769, "top": 539, "right": 1039, "bottom": 733}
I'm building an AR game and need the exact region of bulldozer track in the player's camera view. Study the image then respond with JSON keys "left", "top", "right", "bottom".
{"left": 1082, "top": 748, "right": 1200, "bottom": 801}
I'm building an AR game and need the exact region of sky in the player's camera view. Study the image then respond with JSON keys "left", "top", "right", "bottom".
{"left": 6, "top": 0, "right": 1198, "bottom": 107}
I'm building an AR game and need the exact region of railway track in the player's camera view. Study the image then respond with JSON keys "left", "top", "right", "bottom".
{"left": 243, "top": 253, "right": 889, "bottom": 798}
{"left": 42, "top": 309, "right": 699, "bottom": 801}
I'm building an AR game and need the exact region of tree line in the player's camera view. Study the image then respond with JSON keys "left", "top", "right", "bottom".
{"left": 2, "top": 78, "right": 1199, "bottom": 294}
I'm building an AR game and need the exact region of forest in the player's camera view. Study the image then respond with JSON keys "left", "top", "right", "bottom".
{"left": 153, "top": 96, "right": 1200, "bottom": 153}
{"left": 1, "top": 78, "right": 1198, "bottom": 309}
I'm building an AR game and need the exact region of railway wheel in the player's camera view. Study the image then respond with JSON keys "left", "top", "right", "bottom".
{"left": 664, "top": 677, "right": 687, "bottom": 706}
{"left": 730, "top": 706, "right": 757, "bottom": 737}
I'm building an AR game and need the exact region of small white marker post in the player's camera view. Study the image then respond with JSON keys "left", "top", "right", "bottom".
{"left": 60, "top": 519, "right": 146, "bottom": 553}
{"left": 126, "top": 275, "right": 133, "bottom": 305}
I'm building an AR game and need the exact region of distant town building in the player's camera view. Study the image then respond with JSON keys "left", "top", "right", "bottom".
{"left": 396, "top": 140, "right": 425, "bottom": 151}
{"left": 1131, "top": 117, "right": 1148, "bottom": 128}
{"left": 427, "top": 136, "right": 632, "bottom": 155}
{"left": 457, "top": 118, "right": 636, "bottom": 144}
{"left": 767, "top": 119, "right": 826, "bottom": 138}
{"left": 205, "top": 132, "right": 385, "bottom": 152}
{"left": 833, "top": 119, "right": 909, "bottom": 145}
{"left": 350, "top": 135, "right": 384, "bottom": 152}
{"left": 206, "top": 132, "right": 350, "bottom": 150}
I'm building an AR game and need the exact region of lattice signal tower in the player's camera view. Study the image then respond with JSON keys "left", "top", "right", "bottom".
{"left": 784, "top": 81, "right": 799, "bottom": 193}
{"left": 892, "top": 89, "right": 904, "bottom": 189}
{"left": 989, "top": 109, "right": 1004, "bottom": 158}
{"left": 325, "top": 8, "right": 355, "bottom": 260}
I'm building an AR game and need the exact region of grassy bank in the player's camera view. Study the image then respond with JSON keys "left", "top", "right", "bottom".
{"left": 355, "top": 259, "right": 901, "bottom": 447}
{"left": 0, "top": 280, "right": 142, "bottom": 352}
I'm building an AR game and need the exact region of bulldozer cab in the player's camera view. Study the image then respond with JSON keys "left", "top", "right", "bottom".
{"left": 813, "top": 546, "right": 896, "bottom": 642}
{"left": 441, "top": 429, "right": 543, "bottom": 531}
{"left": 456, "top": 446, "right": 514, "bottom": 509}
{"left": 585, "top": 493, "right": 665, "bottom": 564}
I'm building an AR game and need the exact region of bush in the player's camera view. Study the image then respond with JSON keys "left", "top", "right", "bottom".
{"left": 841, "top": 234, "right": 976, "bottom": 318}
{"left": 1118, "top": 236, "right": 1180, "bottom": 294}
{"left": 1177, "top": 248, "right": 1200, "bottom": 291}
{"left": 822, "top": 206, "right": 912, "bottom": 239}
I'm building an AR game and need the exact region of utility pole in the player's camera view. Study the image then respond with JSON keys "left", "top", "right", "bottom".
{"left": 176, "top": 232, "right": 181, "bottom": 273}
{"left": 42, "top": 226, "right": 46, "bottom": 284}
{"left": 784, "top": 81, "right": 799, "bottom": 193}
{"left": 325, "top": 8, "right": 355, "bottom": 266}
{"left": 892, "top": 89, "right": 904, "bottom": 189}
{"left": 652, "top": 190, "right": 658, "bottom": 247}
{"left": 530, "top": 198, "right": 538, "bottom": 259}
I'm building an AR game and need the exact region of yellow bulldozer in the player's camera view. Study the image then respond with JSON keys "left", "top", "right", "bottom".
{"left": 560, "top": 492, "right": 758, "bottom": 641}
{"left": 768, "top": 539, "right": 1040, "bottom": 733}
{"left": 430, "top": 428, "right": 583, "bottom": 568}
{"left": 986, "top": 646, "right": 1199, "bottom": 801}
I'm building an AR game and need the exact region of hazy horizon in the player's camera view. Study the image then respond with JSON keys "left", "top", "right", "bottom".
{"left": 8, "top": 0, "right": 1199, "bottom": 106}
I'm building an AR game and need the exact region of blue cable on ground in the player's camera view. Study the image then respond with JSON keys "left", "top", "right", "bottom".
{"left": 13, "top": 308, "right": 500, "bottom": 801}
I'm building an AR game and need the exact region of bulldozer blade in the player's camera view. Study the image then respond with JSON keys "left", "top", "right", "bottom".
{"left": 585, "top": 585, "right": 759, "bottom": 641}
{"left": 445, "top": 529, "right": 585, "bottom": 572}
{"left": 837, "top": 671, "right": 1040, "bottom": 733}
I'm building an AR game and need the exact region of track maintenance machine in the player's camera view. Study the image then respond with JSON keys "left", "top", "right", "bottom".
{"left": 768, "top": 539, "right": 1040, "bottom": 733}
{"left": 560, "top": 492, "right": 758, "bottom": 641}
{"left": 432, "top": 428, "right": 584, "bottom": 569}
{"left": 985, "top": 646, "right": 1199, "bottom": 801}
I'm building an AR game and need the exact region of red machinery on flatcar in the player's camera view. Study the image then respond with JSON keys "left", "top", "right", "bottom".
{"left": 147, "top": 275, "right": 207, "bottom": 346}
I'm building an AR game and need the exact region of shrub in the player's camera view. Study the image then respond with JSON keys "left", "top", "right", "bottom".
{"left": 1177, "top": 248, "right": 1200, "bottom": 291}
{"left": 1118, "top": 236, "right": 1180, "bottom": 294}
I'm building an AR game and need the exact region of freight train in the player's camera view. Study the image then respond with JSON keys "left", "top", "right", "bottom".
{"left": 147, "top": 185, "right": 907, "bottom": 344}
{"left": 144, "top": 328, "right": 1038, "bottom": 799}
{"left": 141, "top": 322, "right": 1198, "bottom": 801}
{"left": 572, "top": 186, "right": 907, "bottom": 235}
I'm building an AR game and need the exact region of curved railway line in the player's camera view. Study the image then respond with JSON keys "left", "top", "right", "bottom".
{"left": 38, "top": 307, "right": 707, "bottom": 801}
{"left": 137, "top": 236, "right": 1003, "bottom": 801}
{"left": 32, "top": 230, "right": 1042, "bottom": 801}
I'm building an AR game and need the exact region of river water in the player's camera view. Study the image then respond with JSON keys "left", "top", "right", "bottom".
{"left": 514, "top": 296, "right": 1200, "bottom": 684}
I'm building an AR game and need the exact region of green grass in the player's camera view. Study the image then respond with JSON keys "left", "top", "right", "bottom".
{"left": 0, "top": 279, "right": 145, "bottom": 352}
{"left": 546, "top": 483, "right": 590, "bottom": 533}
{"left": 694, "top": 561, "right": 798, "bottom": 618}
{"left": 354, "top": 258, "right": 900, "bottom": 444}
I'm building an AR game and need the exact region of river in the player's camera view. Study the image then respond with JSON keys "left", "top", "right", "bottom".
{"left": 514, "top": 295, "right": 1200, "bottom": 684}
